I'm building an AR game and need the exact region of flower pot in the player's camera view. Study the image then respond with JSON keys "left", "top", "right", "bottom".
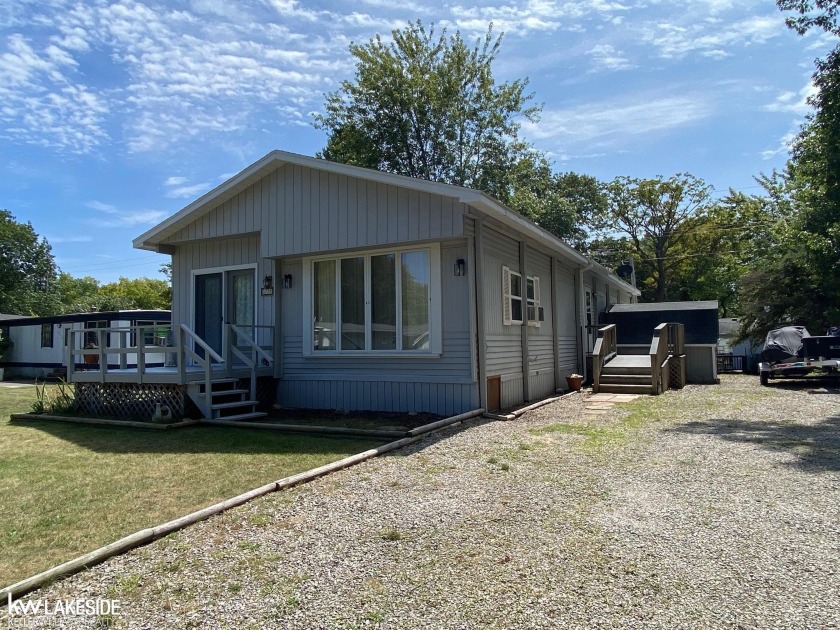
{"left": 565, "top": 375, "right": 583, "bottom": 392}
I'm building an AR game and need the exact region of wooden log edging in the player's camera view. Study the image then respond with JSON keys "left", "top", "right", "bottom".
{"left": 200, "top": 418, "right": 406, "bottom": 440}
{"left": 9, "top": 413, "right": 200, "bottom": 430}
{"left": 0, "top": 407, "right": 485, "bottom": 602}
{"left": 481, "top": 390, "right": 578, "bottom": 422}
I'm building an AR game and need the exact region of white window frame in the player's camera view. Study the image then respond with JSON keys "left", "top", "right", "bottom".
{"left": 503, "top": 267, "right": 541, "bottom": 327}
{"left": 526, "top": 276, "right": 542, "bottom": 328}
{"left": 502, "top": 266, "right": 523, "bottom": 326}
{"left": 302, "top": 244, "right": 441, "bottom": 357}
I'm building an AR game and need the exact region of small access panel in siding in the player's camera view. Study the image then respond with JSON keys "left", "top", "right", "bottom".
{"left": 487, "top": 375, "right": 501, "bottom": 412}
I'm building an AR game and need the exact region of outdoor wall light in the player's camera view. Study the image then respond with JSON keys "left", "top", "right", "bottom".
{"left": 283, "top": 274, "right": 293, "bottom": 289}
{"left": 263, "top": 275, "right": 273, "bottom": 291}
{"left": 454, "top": 258, "right": 466, "bottom": 277}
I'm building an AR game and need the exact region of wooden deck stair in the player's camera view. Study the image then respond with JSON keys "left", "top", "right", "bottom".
{"left": 189, "top": 378, "right": 267, "bottom": 422}
{"left": 598, "top": 355, "right": 652, "bottom": 395}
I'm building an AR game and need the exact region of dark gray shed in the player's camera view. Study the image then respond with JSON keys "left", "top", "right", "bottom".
{"left": 604, "top": 301, "right": 719, "bottom": 384}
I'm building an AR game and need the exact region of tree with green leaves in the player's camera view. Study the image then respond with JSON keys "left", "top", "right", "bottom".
{"left": 315, "top": 21, "right": 539, "bottom": 191}
{"left": 0, "top": 210, "right": 58, "bottom": 315}
{"left": 98, "top": 277, "right": 171, "bottom": 311}
{"left": 730, "top": 1, "right": 840, "bottom": 341}
{"left": 594, "top": 174, "right": 712, "bottom": 302}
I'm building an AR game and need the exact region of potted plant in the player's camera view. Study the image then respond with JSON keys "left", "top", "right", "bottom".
{"left": 565, "top": 373, "right": 583, "bottom": 392}
{"left": 0, "top": 335, "right": 11, "bottom": 381}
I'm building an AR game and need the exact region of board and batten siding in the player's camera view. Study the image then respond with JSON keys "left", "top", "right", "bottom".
{"left": 162, "top": 164, "right": 468, "bottom": 258}
{"left": 526, "top": 247, "right": 555, "bottom": 400}
{"left": 481, "top": 226, "right": 524, "bottom": 408}
{"left": 554, "top": 261, "right": 579, "bottom": 377}
{"left": 171, "top": 236, "right": 273, "bottom": 331}
{"left": 276, "top": 242, "right": 478, "bottom": 415}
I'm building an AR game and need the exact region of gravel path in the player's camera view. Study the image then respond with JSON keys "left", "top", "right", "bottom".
{"left": 12, "top": 375, "right": 840, "bottom": 628}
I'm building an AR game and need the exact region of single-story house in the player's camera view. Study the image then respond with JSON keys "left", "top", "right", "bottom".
{"left": 0, "top": 310, "right": 171, "bottom": 380}
{"left": 71, "top": 150, "right": 640, "bottom": 417}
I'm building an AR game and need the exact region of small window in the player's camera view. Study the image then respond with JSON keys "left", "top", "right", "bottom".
{"left": 526, "top": 276, "right": 543, "bottom": 327}
{"left": 41, "top": 323, "right": 53, "bottom": 348}
{"left": 502, "top": 266, "right": 523, "bottom": 325}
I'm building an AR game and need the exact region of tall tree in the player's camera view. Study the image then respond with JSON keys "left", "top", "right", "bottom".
{"left": 733, "top": 1, "right": 840, "bottom": 340}
{"left": 315, "top": 21, "right": 539, "bottom": 191}
{"left": 595, "top": 174, "right": 712, "bottom": 302}
{"left": 0, "top": 210, "right": 58, "bottom": 315}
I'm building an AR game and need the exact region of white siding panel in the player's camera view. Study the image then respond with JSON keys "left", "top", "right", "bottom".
{"left": 162, "top": 164, "right": 468, "bottom": 256}
{"left": 278, "top": 379, "right": 478, "bottom": 415}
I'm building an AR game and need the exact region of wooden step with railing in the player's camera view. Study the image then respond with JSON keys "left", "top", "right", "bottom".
{"left": 593, "top": 322, "right": 686, "bottom": 395}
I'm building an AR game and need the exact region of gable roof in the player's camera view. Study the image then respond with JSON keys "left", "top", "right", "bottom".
{"left": 134, "top": 150, "right": 639, "bottom": 296}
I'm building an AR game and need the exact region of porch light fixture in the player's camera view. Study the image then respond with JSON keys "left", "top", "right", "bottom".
{"left": 261, "top": 275, "right": 275, "bottom": 296}
{"left": 283, "top": 274, "right": 293, "bottom": 289}
{"left": 454, "top": 258, "right": 466, "bottom": 277}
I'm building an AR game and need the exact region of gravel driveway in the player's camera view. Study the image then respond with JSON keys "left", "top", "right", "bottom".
{"left": 12, "top": 375, "right": 840, "bottom": 628}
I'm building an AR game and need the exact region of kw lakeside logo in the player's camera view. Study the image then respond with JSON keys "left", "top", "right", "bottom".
{"left": 6, "top": 593, "right": 121, "bottom": 626}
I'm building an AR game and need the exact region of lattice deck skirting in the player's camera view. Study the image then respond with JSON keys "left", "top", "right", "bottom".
{"left": 75, "top": 382, "right": 187, "bottom": 420}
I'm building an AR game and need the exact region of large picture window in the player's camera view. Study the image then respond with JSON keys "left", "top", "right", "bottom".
{"left": 307, "top": 246, "right": 439, "bottom": 354}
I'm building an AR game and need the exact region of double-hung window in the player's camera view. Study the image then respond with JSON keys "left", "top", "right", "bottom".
{"left": 503, "top": 267, "right": 542, "bottom": 326}
{"left": 307, "top": 245, "right": 440, "bottom": 354}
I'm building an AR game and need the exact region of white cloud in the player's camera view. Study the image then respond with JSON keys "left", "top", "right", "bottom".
{"left": 524, "top": 93, "right": 714, "bottom": 148}
{"left": 47, "top": 235, "right": 94, "bottom": 243}
{"left": 86, "top": 200, "right": 167, "bottom": 227}
{"left": 642, "top": 13, "right": 784, "bottom": 59}
{"left": 587, "top": 43, "right": 634, "bottom": 71}
{"left": 764, "top": 81, "right": 817, "bottom": 116}
{"left": 163, "top": 179, "right": 211, "bottom": 199}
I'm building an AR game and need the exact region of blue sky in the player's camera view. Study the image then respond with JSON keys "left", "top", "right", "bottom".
{"left": 0, "top": 0, "right": 830, "bottom": 283}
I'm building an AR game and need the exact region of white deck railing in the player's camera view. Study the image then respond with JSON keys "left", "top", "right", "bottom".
{"left": 66, "top": 323, "right": 274, "bottom": 386}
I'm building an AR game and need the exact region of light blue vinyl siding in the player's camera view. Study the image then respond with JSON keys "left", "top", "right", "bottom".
{"left": 554, "top": 262, "right": 579, "bottom": 377}
{"left": 481, "top": 226, "right": 524, "bottom": 408}
{"left": 527, "top": 248, "right": 555, "bottom": 399}
{"left": 162, "top": 164, "right": 467, "bottom": 257}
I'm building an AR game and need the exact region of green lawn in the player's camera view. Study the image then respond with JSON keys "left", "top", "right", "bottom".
{"left": 0, "top": 384, "right": 381, "bottom": 587}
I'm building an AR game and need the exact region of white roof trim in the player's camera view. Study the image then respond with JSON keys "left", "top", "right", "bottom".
{"left": 133, "top": 149, "right": 639, "bottom": 296}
